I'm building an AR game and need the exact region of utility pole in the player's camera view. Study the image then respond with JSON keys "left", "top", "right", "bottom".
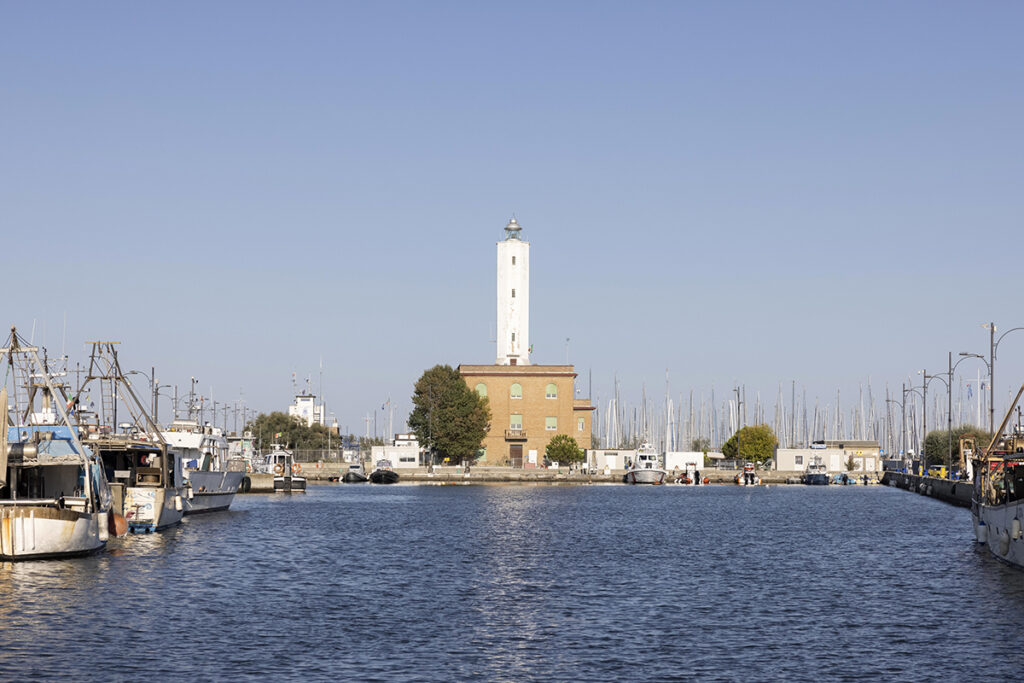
{"left": 990, "top": 321, "right": 996, "bottom": 436}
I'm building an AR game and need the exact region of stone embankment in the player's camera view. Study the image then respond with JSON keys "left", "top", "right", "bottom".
{"left": 239, "top": 466, "right": 845, "bottom": 492}
{"left": 881, "top": 471, "right": 972, "bottom": 508}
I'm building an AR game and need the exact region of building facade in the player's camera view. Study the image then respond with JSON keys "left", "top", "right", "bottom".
{"left": 459, "top": 364, "right": 593, "bottom": 466}
{"left": 774, "top": 440, "right": 882, "bottom": 473}
{"left": 288, "top": 393, "right": 325, "bottom": 427}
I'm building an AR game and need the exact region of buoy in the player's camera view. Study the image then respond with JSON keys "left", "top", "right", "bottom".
{"left": 109, "top": 512, "right": 128, "bottom": 537}
{"left": 977, "top": 520, "right": 988, "bottom": 544}
{"left": 1000, "top": 530, "right": 1011, "bottom": 556}
{"left": 1012, "top": 518, "right": 1022, "bottom": 540}
{"left": 291, "top": 463, "right": 302, "bottom": 474}
{"left": 274, "top": 463, "right": 284, "bottom": 475}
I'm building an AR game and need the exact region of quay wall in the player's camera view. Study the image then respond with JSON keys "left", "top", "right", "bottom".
{"left": 881, "top": 471, "right": 973, "bottom": 508}
{"left": 239, "top": 467, "right": 850, "bottom": 491}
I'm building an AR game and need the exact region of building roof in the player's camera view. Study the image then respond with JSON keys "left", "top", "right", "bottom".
{"left": 458, "top": 364, "right": 577, "bottom": 378}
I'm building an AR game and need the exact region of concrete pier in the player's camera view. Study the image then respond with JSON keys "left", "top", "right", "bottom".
{"left": 881, "top": 471, "right": 973, "bottom": 508}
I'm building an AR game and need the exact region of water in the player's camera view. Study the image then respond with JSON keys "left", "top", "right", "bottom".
{"left": 3, "top": 484, "right": 1024, "bottom": 681}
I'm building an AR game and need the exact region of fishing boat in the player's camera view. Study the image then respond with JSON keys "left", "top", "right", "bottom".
{"left": 802, "top": 455, "right": 829, "bottom": 485}
{"left": 1, "top": 328, "right": 114, "bottom": 559}
{"left": 369, "top": 459, "right": 399, "bottom": 484}
{"left": 262, "top": 450, "right": 306, "bottom": 492}
{"left": 162, "top": 420, "right": 246, "bottom": 513}
{"left": 624, "top": 443, "right": 667, "bottom": 484}
{"left": 79, "top": 341, "right": 186, "bottom": 533}
{"left": 972, "top": 384, "right": 1024, "bottom": 567}
{"left": 342, "top": 462, "right": 368, "bottom": 483}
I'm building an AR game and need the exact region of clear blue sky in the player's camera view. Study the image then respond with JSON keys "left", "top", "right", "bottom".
{"left": 2, "top": 2, "right": 1021, "bottom": 436}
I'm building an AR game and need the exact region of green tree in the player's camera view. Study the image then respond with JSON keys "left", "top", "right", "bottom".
{"left": 721, "top": 424, "right": 778, "bottom": 465}
{"left": 408, "top": 365, "right": 490, "bottom": 465}
{"left": 246, "top": 412, "right": 337, "bottom": 451}
{"left": 923, "top": 424, "right": 992, "bottom": 469}
{"left": 690, "top": 437, "right": 711, "bottom": 453}
{"left": 545, "top": 434, "right": 584, "bottom": 466}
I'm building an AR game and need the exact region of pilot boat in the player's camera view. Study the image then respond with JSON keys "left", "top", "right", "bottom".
{"left": 624, "top": 443, "right": 667, "bottom": 484}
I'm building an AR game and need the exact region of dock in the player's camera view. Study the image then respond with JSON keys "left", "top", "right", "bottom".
{"left": 880, "top": 471, "right": 973, "bottom": 508}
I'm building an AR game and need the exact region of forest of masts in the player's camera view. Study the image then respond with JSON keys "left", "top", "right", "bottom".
{"left": 593, "top": 372, "right": 1000, "bottom": 456}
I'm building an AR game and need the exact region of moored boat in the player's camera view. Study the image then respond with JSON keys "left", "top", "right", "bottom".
{"left": 262, "top": 450, "right": 306, "bottom": 492}
{"left": 735, "top": 462, "right": 761, "bottom": 486}
{"left": 802, "top": 455, "right": 829, "bottom": 485}
{"left": 1, "top": 328, "right": 114, "bottom": 559}
{"left": 342, "top": 462, "right": 368, "bottom": 483}
{"left": 162, "top": 420, "right": 246, "bottom": 514}
{"left": 624, "top": 443, "right": 667, "bottom": 485}
{"left": 972, "top": 384, "right": 1024, "bottom": 568}
{"left": 369, "top": 459, "right": 399, "bottom": 484}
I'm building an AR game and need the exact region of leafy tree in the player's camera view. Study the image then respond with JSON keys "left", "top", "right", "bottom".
{"left": 246, "top": 412, "right": 337, "bottom": 451}
{"left": 923, "top": 425, "right": 992, "bottom": 469}
{"left": 545, "top": 434, "right": 584, "bottom": 465}
{"left": 721, "top": 424, "right": 778, "bottom": 465}
{"left": 408, "top": 365, "right": 490, "bottom": 464}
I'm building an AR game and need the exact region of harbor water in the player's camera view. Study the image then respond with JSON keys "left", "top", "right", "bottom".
{"left": 3, "top": 484, "right": 1024, "bottom": 681}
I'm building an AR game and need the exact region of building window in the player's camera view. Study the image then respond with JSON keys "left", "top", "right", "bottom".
{"left": 511, "top": 332, "right": 515, "bottom": 342}
{"left": 510, "top": 383, "right": 522, "bottom": 399}
{"left": 475, "top": 383, "right": 487, "bottom": 398}
{"left": 512, "top": 288, "right": 516, "bottom": 298}
{"left": 510, "top": 414, "right": 523, "bottom": 429}
{"left": 545, "top": 383, "right": 557, "bottom": 399}
{"left": 545, "top": 417, "right": 557, "bottom": 431}
{"left": 512, "top": 256, "right": 516, "bottom": 265}
{"left": 578, "top": 417, "right": 585, "bottom": 431}
{"left": 795, "top": 455, "right": 803, "bottom": 465}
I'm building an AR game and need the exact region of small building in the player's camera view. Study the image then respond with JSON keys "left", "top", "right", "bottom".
{"left": 371, "top": 434, "right": 423, "bottom": 469}
{"left": 664, "top": 451, "right": 706, "bottom": 473}
{"left": 587, "top": 449, "right": 636, "bottom": 471}
{"left": 288, "top": 393, "right": 325, "bottom": 427}
{"left": 774, "top": 440, "right": 882, "bottom": 473}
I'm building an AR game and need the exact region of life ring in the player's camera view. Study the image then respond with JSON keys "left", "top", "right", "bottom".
{"left": 291, "top": 463, "right": 302, "bottom": 474}
{"left": 274, "top": 463, "right": 284, "bottom": 475}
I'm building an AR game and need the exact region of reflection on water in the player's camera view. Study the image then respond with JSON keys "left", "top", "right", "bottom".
{"left": 2, "top": 485, "right": 1024, "bottom": 680}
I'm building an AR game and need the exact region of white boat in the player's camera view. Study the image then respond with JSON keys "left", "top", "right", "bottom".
{"left": 261, "top": 450, "right": 306, "bottom": 492}
{"left": 161, "top": 420, "right": 245, "bottom": 514}
{"left": 972, "top": 384, "right": 1024, "bottom": 568}
{"left": 79, "top": 342, "right": 186, "bottom": 533}
{"left": 736, "top": 462, "right": 762, "bottom": 486}
{"left": 1, "top": 329, "right": 114, "bottom": 559}
{"left": 625, "top": 443, "right": 667, "bottom": 484}
{"left": 801, "top": 456, "right": 829, "bottom": 485}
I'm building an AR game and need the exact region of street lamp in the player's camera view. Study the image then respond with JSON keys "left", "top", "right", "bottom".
{"left": 917, "top": 370, "right": 948, "bottom": 472}
{"left": 886, "top": 384, "right": 907, "bottom": 462}
{"left": 904, "top": 385, "right": 924, "bottom": 468}
{"left": 983, "top": 323, "right": 1024, "bottom": 437}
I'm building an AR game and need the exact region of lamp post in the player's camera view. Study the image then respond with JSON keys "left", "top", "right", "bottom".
{"left": 983, "top": 323, "right": 1024, "bottom": 436}
{"left": 886, "top": 385, "right": 906, "bottom": 463}
{"left": 918, "top": 370, "right": 948, "bottom": 473}
{"left": 949, "top": 352, "right": 989, "bottom": 473}
{"left": 904, "top": 386, "right": 924, "bottom": 468}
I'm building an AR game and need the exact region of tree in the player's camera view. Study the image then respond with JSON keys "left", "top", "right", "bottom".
{"left": 408, "top": 365, "right": 490, "bottom": 465}
{"left": 923, "top": 424, "right": 992, "bottom": 469}
{"left": 246, "top": 412, "right": 337, "bottom": 451}
{"left": 720, "top": 424, "right": 778, "bottom": 465}
{"left": 546, "top": 434, "right": 584, "bottom": 466}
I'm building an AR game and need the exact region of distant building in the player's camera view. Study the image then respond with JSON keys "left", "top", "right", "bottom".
{"left": 371, "top": 433, "right": 423, "bottom": 469}
{"left": 774, "top": 440, "right": 882, "bottom": 473}
{"left": 288, "top": 393, "right": 325, "bottom": 428}
{"left": 458, "top": 217, "right": 594, "bottom": 467}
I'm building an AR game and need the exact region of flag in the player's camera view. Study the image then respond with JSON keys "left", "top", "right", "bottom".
{"left": 274, "top": 432, "right": 282, "bottom": 438}
{"left": 967, "top": 384, "right": 973, "bottom": 399}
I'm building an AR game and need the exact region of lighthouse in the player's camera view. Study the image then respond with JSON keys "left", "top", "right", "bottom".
{"left": 496, "top": 217, "right": 529, "bottom": 365}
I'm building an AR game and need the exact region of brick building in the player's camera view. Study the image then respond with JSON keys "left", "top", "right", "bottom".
{"left": 458, "top": 363, "right": 593, "bottom": 466}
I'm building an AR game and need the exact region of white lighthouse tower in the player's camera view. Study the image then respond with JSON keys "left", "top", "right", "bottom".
{"left": 496, "top": 217, "right": 530, "bottom": 365}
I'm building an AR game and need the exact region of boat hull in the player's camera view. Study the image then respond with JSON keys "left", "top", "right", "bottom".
{"left": 370, "top": 470, "right": 400, "bottom": 484}
{"left": 124, "top": 487, "right": 184, "bottom": 533}
{"left": 973, "top": 503, "right": 1024, "bottom": 568}
{"left": 342, "top": 472, "right": 368, "bottom": 483}
{"left": 0, "top": 505, "right": 107, "bottom": 560}
{"left": 802, "top": 474, "right": 829, "bottom": 485}
{"left": 183, "top": 470, "right": 244, "bottom": 514}
{"left": 626, "top": 469, "right": 666, "bottom": 485}
{"left": 274, "top": 476, "right": 307, "bottom": 492}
